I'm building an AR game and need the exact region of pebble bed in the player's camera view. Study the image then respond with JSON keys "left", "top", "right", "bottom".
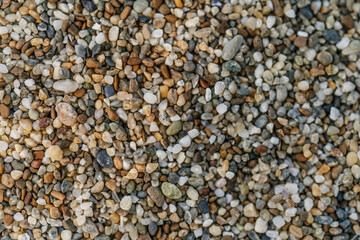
{"left": 0, "top": 0, "right": 360, "bottom": 239}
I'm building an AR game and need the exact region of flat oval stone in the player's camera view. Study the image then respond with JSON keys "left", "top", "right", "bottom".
{"left": 53, "top": 80, "right": 79, "bottom": 93}
{"left": 161, "top": 182, "right": 182, "bottom": 199}
{"left": 97, "top": 150, "right": 113, "bottom": 168}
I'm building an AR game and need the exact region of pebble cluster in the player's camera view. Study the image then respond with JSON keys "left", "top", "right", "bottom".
{"left": 1, "top": 0, "right": 360, "bottom": 239}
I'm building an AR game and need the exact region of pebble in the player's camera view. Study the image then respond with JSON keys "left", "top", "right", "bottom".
{"left": 55, "top": 102, "right": 78, "bottom": 126}
{"left": 46, "top": 145, "right": 63, "bottom": 161}
{"left": 323, "top": 29, "right": 341, "bottom": 44}
{"left": 161, "top": 182, "right": 182, "bottom": 199}
{"left": 255, "top": 218, "right": 268, "bottom": 233}
{"left": 97, "top": 150, "right": 113, "bottom": 168}
{"left": 221, "top": 35, "right": 244, "bottom": 60}
{"left": 0, "top": 1, "right": 358, "bottom": 239}
{"left": 144, "top": 92, "right": 157, "bottom": 104}
{"left": 166, "top": 121, "right": 182, "bottom": 135}
{"left": 133, "top": 0, "right": 149, "bottom": 13}
{"left": 147, "top": 186, "right": 165, "bottom": 207}
{"left": 108, "top": 26, "right": 119, "bottom": 42}
{"left": 53, "top": 80, "right": 79, "bottom": 93}
{"left": 120, "top": 196, "right": 132, "bottom": 211}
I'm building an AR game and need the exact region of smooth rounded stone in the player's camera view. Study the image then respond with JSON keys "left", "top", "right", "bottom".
{"left": 255, "top": 217, "right": 268, "bottom": 233}
{"left": 336, "top": 209, "right": 348, "bottom": 220}
{"left": 61, "top": 230, "right": 72, "bottom": 240}
{"left": 186, "top": 187, "right": 199, "bottom": 200}
{"left": 346, "top": 152, "right": 358, "bottom": 167}
{"left": 342, "top": 81, "right": 355, "bottom": 93}
{"left": 133, "top": 0, "right": 149, "bottom": 13}
{"left": 144, "top": 92, "right": 157, "bottom": 104}
{"left": 316, "top": 51, "right": 333, "bottom": 65}
{"left": 147, "top": 186, "right": 165, "bottom": 207}
{"left": 13, "top": 212, "right": 24, "bottom": 222}
{"left": 314, "top": 216, "right": 333, "bottom": 225}
{"left": 223, "top": 60, "right": 241, "bottom": 72}
{"left": 161, "top": 182, "right": 182, "bottom": 199}
{"left": 179, "top": 135, "right": 191, "bottom": 148}
{"left": 1, "top": 174, "right": 14, "bottom": 188}
{"left": 166, "top": 121, "right": 182, "bottom": 135}
{"left": 152, "top": 29, "right": 163, "bottom": 38}
{"left": 342, "top": 40, "right": 360, "bottom": 55}
{"left": 55, "top": 102, "right": 78, "bottom": 126}
{"left": 214, "top": 81, "right": 225, "bottom": 95}
{"left": 0, "top": 26, "right": 9, "bottom": 34}
{"left": 184, "top": 61, "right": 196, "bottom": 72}
{"left": 284, "top": 183, "right": 298, "bottom": 194}
{"left": 244, "top": 203, "right": 259, "bottom": 217}
{"left": 194, "top": 28, "right": 212, "bottom": 38}
{"left": 53, "top": 80, "right": 79, "bottom": 93}
{"left": 222, "top": 35, "right": 245, "bottom": 60}
{"left": 276, "top": 85, "right": 288, "bottom": 102}
{"left": 10, "top": 170, "right": 23, "bottom": 180}
{"left": 148, "top": 222, "right": 158, "bottom": 236}
{"left": 104, "top": 85, "right": 115, "bottom": 98}
{"left": 216, "top": 103, "right": 228, "bottom": 115}
{"left": 323, "top": 29, "right": 340, "bottom": 44}
{"left": 304, "top": 197, "right": 314, "bottom": 212}
{"left": 254, "top": 115, "right": 267, "bottom": 128}
{"left": 207, "top": 63, "right": 219, "bottom": 74}
{"left": 108, "top": 26, "right": 119, "bottom": 41}
{"left": 351, "top": 165, "right": 360, "bottom": 179}
{"left": 336, "top": 37, "right": 350, "bottom": 49}
{"left": 120, "top": 196, "right": 132, "bottom": 211}
{"left": 198, "top": 200, "right": 209, "bottom": 213}
{"left": 46, "top": 145, "right": 63, "bottom": 161}
{"left": 0, "top": 64, "right": 8, "bottom": 73}
{"left": 209, "top": 225, "right": 221, "bottom": 237}
{"left": 298, "top": 81, "right": 309, "bottom": 91}
{"left": 97, "top": 150, "right": 113, "bottom": 168}
{"left": 0, "top": 141, "right": 8, "bottom": 151}
{"left": 329, "top": 107, "right": 341, "bottom": 120}
{"left": 327, "top": 126, "right": 340, "bottom": 135}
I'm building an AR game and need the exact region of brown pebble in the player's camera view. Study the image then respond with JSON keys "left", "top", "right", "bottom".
{"left": 106, "top": 107, "right": 119, "bottom": 121}
{"left": 39, "top": 117, "right": 51, "bottom": 128}
{"left": 86, "top": 59, "right": 100, "bottom": 68}
{"left": 3, "top": 214, "right": 13, "bottom": 226}
{"left": 160, "top": 64, "right": 170, "bottom": 78}
{"left": 294, "top": 36, "right": 307, "bottom": 48}
{"left": 33, "top": 151, "right": 44, "bottom": 159}
{"left": 77, "top": 113, "right": 88, "bottom": 123}
{"left": 341, "top": 15, "right": 354, "bottom": 29}
{"left": 153, "top": 0, "right": 163, "bottom": 8}
{"left": 74, "top": 88, "right": 86, "bottom": 98}
{"left": 0, "top": 103, "right": 10, "bottom": 118}
{"left": 120, "top": 6, "right": 131, "bottom": 20}
{"left": 127, "top": 57, "right": 142, "bottom": 65}
{"left": 165, "top": 15, "right": 177, "bottom": 23}
{"left": 289, "top": 225, "right": 303, "bottom": 238}
{"left": 272, "top": 0, "right": 283, "bottom": 16}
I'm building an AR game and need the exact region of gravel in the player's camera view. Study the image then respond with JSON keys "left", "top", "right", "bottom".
{"left": 0, "top": 0, "right": 360, "bottom": 239}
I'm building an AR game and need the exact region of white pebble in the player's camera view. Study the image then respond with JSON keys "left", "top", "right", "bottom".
{"left": 14, "top": 212, "right": 24, "bottom": 221}
{"left": 144, "top": 92, "right": 157, "bottom": 104}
